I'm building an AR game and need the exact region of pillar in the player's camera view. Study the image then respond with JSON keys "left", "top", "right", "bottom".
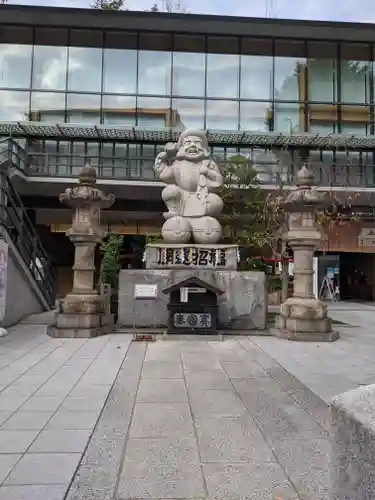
{"left": 48, "top": 164, "right": 115, "bottom": 338}
{"left": 275, "top": 163, "right": 339, "bottom": 342}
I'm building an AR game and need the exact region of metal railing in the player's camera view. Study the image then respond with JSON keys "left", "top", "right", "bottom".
{"left": 27, "top": 152, "right": 156, "bottom": 181}
{"left": 3, "top": 136, "right": 375, "bottom": 189}
{"left": 0, "top": 138, "right": 28, "bottom": 173}
{"left": 26, "top": 150, "right": 375, "bottom": 188}
{"left": 0, "top": 140, "right": 56, "bottom": 308}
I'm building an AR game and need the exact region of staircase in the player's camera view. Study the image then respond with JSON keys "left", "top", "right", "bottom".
{"left": 0, "top": 138, "right": 56, "bottom": 309}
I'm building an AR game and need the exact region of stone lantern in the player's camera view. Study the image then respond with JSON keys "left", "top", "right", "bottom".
{"left": 49, "top": 165, "right": 115, "bottom": 338}
{"left": 276, "top": 162, "right": 339, "bottom": 341}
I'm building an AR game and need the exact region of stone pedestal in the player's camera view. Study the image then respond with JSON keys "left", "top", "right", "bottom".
{"left": 48, "top": 165, "right": 115, "bottom": 338}
{"left": 330, "top": 384, "right": 375, "bottom": 500}
{"left": 276, "top": 164, "right": 339, "bottom": 342}
{"left": 118, "top": 268, "right": 267, "bottom": 331}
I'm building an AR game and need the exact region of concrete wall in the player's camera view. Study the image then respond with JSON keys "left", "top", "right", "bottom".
{"left": 118, "top": 269, "right": 267, "bottom": 331}
{"left": 330, "top": 384, "right": 375, "bottom": 500}
{"left": 3, "top": 237, "right": 49, "bottom": 327}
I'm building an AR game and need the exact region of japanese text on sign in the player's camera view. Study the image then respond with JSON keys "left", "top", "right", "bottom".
{"left": 157, "top": 247, "right": 227, "bottom": 267}
{"left": 173, "top": 312, "right": 212, "bottom": 329}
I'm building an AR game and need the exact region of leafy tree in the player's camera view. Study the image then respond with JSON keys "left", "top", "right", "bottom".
{"left": 100, "top": 233, "right": 123, "bottom": 288}
{"left": 218, "top": 153, "right": 357, "bottom": 276}
{"left": 91, "top": 0, "right": 126, "bottom": 9}
{"left": 0, "top": 0, "right": 8, "bottom": 4}
{"left": 218, "top": 155, "right": 284, "bottom": 271}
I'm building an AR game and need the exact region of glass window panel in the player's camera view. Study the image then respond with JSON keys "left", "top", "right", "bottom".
{"left": 341, "top": 44, "right": 371, "bottom": 104}
{"left": 240, "top": 55, "right": 273, "bottom": 100}
{"left": 138, "top": 51, "right": 171, "bottom": 96}
{"left": 171, "top": 99, "right": 204, "bottom": 130}
{"left": 32, "top": 46, "right": 67, "bottom": 91}
{"left": 140, "top": 144, "right": 155, "bottom": 178}
{"left": 103, "top": 49, "right": 137, "bottom": 94}
{"left": 100, "top": 142, "right": 115, "bottom": 178}
{"left": 308, "top": 42, "right": 337, "bottom": 103}
{"left": 113, "top": 143, "right": 128, "bottom": 178}
{"left": 308, "top": 103, "right": 338, "bottom": 132}
{"left": 206, "top": 53, "right": 239, "bottom": 98}
{"left": 341, "top": 122, "right": 370, "bottom": 135}
{"left": 71, "top": 141, "right": 86, "bottom": 176}
{"left": 128, "top": 144, "right": 141, "bottom": 177}
{"left": 137, "top": 97, "right": 170, "bottom": 128}
{"left": 0, "top": 90, "right": 30, "bottom": 121}
{"left": 309, "top": 122, "right": 336, "bottom": 134}
{"left": 67, "top": 47, "right": 102, "bottom": 92}
{"left": 102, "top": 95, "right": 136, "bottom": 126}
{"left": 55, "top": 141, "right": 71, "bottom": 176}
{"left": 30, "top": 92, "right": 66, "bottom": 122}
{"left": 274, "top": 102, "right": 306, "bottom": 133}
{"left": 240, "top": 101, "right": 271, "bottom": 131}
{"left": 66, "top": 93, "right": 101, "bottom": 124}
{"left": 86, "top": 142, "right": 100, "bottom": 168}
{"left": 0, "top": 44, "right": 32, "bottom": 88}
{"left": 172, "top": 52, "right": 205, "bottom": 97}
{"left": 274, "top": 41, "right": 306, "bottom": 102}
{"left": 206, "top": 100, "right": 239, "bottom": 130}
{"left": 341, "top": 105, "right": 370, "bottom": 134}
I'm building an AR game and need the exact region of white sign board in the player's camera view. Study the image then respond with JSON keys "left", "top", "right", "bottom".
{"left": 180, "top": 287, "right": 188, "bottom": 303}
{"left": 313, "top": 257, "right": 318, "bottom": 299}
{"left": 134, "top": 284, "right": 158, "bottom": 299}
{"left": 187, "top": 287, "right": 206, "bottom": 293}
{"left": 0, "top": 240, "right": 8, "bottom": 322}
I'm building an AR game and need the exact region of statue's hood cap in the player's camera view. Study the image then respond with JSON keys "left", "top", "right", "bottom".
{"left": 177, "top": 129, "right": 208, "bottom": 150}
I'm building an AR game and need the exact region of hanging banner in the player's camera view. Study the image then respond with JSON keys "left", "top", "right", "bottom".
{"left": 0, "top": 240, "right": 8, "bottom": 322}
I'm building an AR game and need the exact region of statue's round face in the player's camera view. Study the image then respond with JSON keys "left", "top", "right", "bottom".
{"left": 182, "top": 136, "right": 206, "bottom": 159}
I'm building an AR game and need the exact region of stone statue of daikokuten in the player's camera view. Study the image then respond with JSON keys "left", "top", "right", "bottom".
{"left": 154, "top": 129, "right": 224, "bottom": 244}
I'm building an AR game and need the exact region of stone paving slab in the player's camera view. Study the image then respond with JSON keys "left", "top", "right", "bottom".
{"left": 0, "top": 325, "right": 132, "bottom": 498}
{"left": 4, "top": 302, "right": 374, "bottom": 499}
{"left": 254, "top": 302, "right": 375, "bottom": 403}
{"left": 66, "top": 335, "right": 333, "bottom": 500}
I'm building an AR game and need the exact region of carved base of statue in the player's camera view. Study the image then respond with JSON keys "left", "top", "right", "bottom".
{"left": 275, "top": 297, "right": 339, "bottom": 342}
{"left": 162, "top": 216, "right": 222, "bottom": 244}
{"left": 48, "top": 293, "right": 114, "bottom": 338}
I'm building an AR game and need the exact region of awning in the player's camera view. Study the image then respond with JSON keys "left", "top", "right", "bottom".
{"left": 1, "top": 121, "right": 375, "bottom": 150}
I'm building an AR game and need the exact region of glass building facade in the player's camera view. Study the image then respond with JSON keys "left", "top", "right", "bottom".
{"left": 1, "top": 29, "right": 374, "bottom": 135}
{"left": 1, "top": 21, "right": 375, "bottom": 183}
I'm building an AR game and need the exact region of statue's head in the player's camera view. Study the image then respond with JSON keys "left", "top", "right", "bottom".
{"left": 176, "top": 129, "right": 209, "bottom": 161}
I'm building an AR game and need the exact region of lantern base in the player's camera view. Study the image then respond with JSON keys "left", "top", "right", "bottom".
{"left": 48, "top": 292, "right": 114, "bottom": 338}
{"left": 275, "top": 296, "right": 340, "bottom": 342}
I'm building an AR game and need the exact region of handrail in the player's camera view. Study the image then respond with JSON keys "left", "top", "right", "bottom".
{"left": 26, "top": 151, "right": 375, "bottom": 187}
{"left": 0, "top": 138, "right": 56, "bottom": 308}
{"left": 0, "top": 174, "right": 56, "bottom": 307}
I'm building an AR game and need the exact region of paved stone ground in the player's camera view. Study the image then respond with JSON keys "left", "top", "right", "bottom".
{"left": 67, "top": 339, "right": 331, "bottom": 500}
{"left": 2, "top": 301, "right": 375, "bottom": 499}
{"left": 262, "top": 302, "right": 375, "bottom": 402}
{"left": 0, "top": 324, "right": 132, "bottom": 500}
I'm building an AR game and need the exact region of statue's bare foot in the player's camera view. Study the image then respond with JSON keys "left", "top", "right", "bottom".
{"left": 190, "top": 216, "right": 222, "bottom": 244}
{"left": 162, "top": 216, "right": 191, "bottom": 243}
